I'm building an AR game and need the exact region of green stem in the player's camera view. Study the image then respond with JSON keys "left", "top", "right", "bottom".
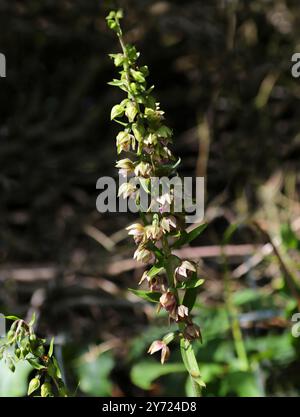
{"left": 164, "top": 238, "right": 199, "bottom": 391}
{"left": 191, "top": 375, "right": 202, "bottom": 397}
{"left": 109, "top": 12, "right": 204, "bottom": 395}
{"left": 222, "top": 249, "right": 249, "bottom": 370}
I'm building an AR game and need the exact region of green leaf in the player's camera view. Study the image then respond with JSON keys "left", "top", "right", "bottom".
{"left": 27, "top": 358, "right": 46, "bottom": 371}
{"left": 111, "top": 104, "right": 124, "bottom": 120}
{"left": 5, "top": 315, "right": 20, "bottom": 321}
{"left": 108, "top": 79, "right": 125, "bottom": 87}
{"left": 128, "top": 289, "right": 161, "bottom": 303}
{"left": 156, "top": 125, "right": 172, "bottom": 138}
{"left": 147, "top": 264, "right": 164, "bottom": 278}
{"left": 182, "top": 289, "right": 197, "bottom": 311}
{"left": 180, "top": 338, "right": 205, "bottom": 388}
{"left": 109, "top": 53, "right": 125, "bottom": 67}
{"left": 177, "top": 276, "right": 204, "bottom": 289}
{"left": 172, "top": 224, "right": 207, "bottom": 249}
{"left": 48, "top": 337, "right": 54, "bottom": 358}
{"left": 75, "top": 352, "right": 114, "bottom": 396}
{"left": 132, "top": 122, "right": 145, "bottom": 142}
{"left": 52, "top": 357, "right": 62, "bottom": 379}
{"left": 130, "top": 360, "right": 185, "bottom": 390}
{"left": 29, "top": 312, "right": 36, "bottom": 327}
{"left": 180, "top": 339, "right": 199, "bottom": 376}
{"left": 147, "top": 241, "right": 164, "bottom": 261}
{"left": 139, "top": 178, "right": 151, "bottom": 194}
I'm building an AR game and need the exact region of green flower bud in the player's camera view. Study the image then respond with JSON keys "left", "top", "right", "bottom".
{"left": 29, "top": 334, "right": 37, "bottom": 342}
{"left": 28, "top": 377, "right": 40, "bottom": 396}
{"left": 41, "top": 382, "right": 52, "bottom": 397}
{"left": 125, "top": 101, "right": 138, "bottom": 122}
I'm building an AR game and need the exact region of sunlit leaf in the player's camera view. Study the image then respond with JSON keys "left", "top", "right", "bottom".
{"left": 182, "top": 289, "right": 197, "bottom": 311}
{"left": 172, "top": 224, "right": 207, "bottom": 249}
{"left": 147, "top": 264, "right": 164, "bottom": 278}
{"left": 180, "top": 338, "right": 205, "bottom": 388}
{"left": 4, "top": 316, "right": 20, "bottom": 321}
{"left": 177, "top": 276, "right": 204, "bottom": 289}
{"left": 48, "top": 337, "right": 54, "bottom": 358}
{"left": 128, "top": 288, "right": 161, "bottom": 303}
{"left": 111, "top": 104, "right": 124, "bottom": 120}
{"left": 27, "top": 358, "right": 46, "bottom": 371}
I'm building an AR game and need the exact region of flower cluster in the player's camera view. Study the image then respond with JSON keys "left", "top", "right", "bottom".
{"left": 0, "top": 315, "right": 67, "bottom": 396}
{"left": 107, "top": 10, "right": 205, "bottom": 392}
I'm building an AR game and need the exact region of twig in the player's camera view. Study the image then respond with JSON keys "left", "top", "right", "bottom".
{"left": 83, "top": 225, "right": 116, "bottom": 252}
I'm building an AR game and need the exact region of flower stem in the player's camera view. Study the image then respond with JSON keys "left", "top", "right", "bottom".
{"left": 191, "top": 375, "right": 202, "bottom": 397}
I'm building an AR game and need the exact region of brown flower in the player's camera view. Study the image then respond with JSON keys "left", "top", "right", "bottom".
{"left": 160, "top": 291, "right": 177, "bottom": 319}
{"left": 175, "top": 260, "right": 196, "bottom": 282}
{"left": 176, "top": 305, "right": 189, "bottom": 322}
{"left": 183, "top": 323, "right": 202, "bottom": 342}
{"left": 149, "top": 276, "right": 166, "bottom": 292}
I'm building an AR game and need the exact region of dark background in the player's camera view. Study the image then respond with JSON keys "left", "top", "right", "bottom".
{"left": 0, "top": 0, "right": 300, "bottom": 397}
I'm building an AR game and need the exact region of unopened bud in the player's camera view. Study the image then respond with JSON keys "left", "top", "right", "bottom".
{"left": 133, "top": 247, "right": 153, "bottom": 263}
{"left": 41, "top": 382, "right": 52, "bottom": 397}
{"left": 160, "top": 291, "right": 177, "bottom": 319}
{"left": 28, "top": 377, "right": 40, "bottom": 396}
{"left": 183, "top": 323, "right": 202, "bottom": 342}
